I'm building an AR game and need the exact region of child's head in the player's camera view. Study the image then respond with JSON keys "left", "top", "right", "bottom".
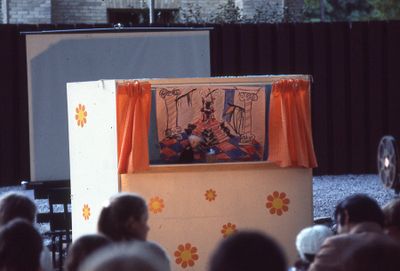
{"left": 295, "top": 225, "right": 333, "bottom": 263}
{"left": 79, "top": 241, "right": 170, "bottom": 271}
{"left": 65, "top": 234, "right": 111, "bottom": 271}
{"left": 209, "top": 231, "right": 287, "bottom": 271}
{"left": 97, "top": 193, "right": 149, "bottom": 241}
{"left": 0, "top": 218, "right": 43, "bottom": 271}
{"left": 0, "top": 192, "right": 37, "bottom": 226}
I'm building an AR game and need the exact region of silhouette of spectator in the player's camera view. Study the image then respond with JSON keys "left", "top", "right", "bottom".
{"left": 0, "top": 192, "right": 36, "bottom": 225}
{"left": 382, "top": 198, "right": 400, "bottom": 242}
{"left": 79, "top": 241, "right": 170, "bottom": 271}
{"left": 309, "top": 194, "right": 400, "bottom": 271}
{"left": 65, "top": 234, "right": 111, "bottom": 271}
{"left": 0, "top": 192, "right": 52, "bottom": 271}
{"left": 344, "top": 239, "right": 400, "bottom": 271}
{"left": 293, "top": 225, "right": 333, "bottom": 270}
{"left": 0, "top": 218, "right": 43, "bottom": 271}
{"left": 97, "top": 192, "right": 149, "bottom": 242}
{"left": 208, "top": 231, "right": 287, "bottom": 271}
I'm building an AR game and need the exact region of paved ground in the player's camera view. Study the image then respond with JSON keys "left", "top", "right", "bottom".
{"left": 312, "top": 174, "right": 396, "bottom": 220}
{"left": 0, "top": 174, "right": 397, "bottom": 230}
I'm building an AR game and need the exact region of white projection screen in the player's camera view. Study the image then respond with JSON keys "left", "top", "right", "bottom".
{"left": 25, "top": 29, "right": 211, "bottom": 182}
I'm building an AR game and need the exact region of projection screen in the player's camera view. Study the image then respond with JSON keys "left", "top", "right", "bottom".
{"left": 25, "top": 29, "right": 211, "bottom": 182}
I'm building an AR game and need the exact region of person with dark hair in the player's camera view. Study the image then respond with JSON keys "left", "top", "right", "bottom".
{"left": 65, "top": 234, "right": 111, "bottom": 271}
{"left": 0, "top": 192, "right": 37, "bottom": 225}
{"left": 97, "top": 192, "right": 149, "bottom": 242}
{"left": 382, "top": 198, "right": 400, "bottom": 242}
{"left": 0, "top": 192, "right": 52, "bottom": 271}
{"left": 208, "top": 231, "right": 287, "bottom": 271}
{"left": 0, "top": 218, "right": 43, "bottom": 271}
{"left": 309, "top": 194, "right": 400, "bottom": 271}
{"left": 333, "top": 194, "right": 384, "bottom": 233}
{"left": 344, "top": 239, "right": 400, "bottom": 271}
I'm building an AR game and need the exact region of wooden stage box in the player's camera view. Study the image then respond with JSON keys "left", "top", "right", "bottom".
{"left": 67, "top": 76, "right": 314, "bottom": 270}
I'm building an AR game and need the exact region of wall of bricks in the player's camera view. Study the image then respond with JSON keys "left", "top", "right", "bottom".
{"left": 8, "top": 0, "right": 51, "bottom": 24}
{"left": 1, "top": 0, "right": 297, "bottom": 24}
{"left": 52, "top": 0, "right": 107, "bottom": 24}
{"left": 0, "top": 0, "right": 3, "bottom": 23}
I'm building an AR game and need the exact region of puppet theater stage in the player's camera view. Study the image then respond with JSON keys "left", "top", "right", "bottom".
{"left": 67, "top": 75, "right": 317, "bottom": 270}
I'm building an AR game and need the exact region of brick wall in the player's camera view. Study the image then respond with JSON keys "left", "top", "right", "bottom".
{"left": 8, "top": 0, "right": 51, "bottom": 24}
{"left": 0, "top": 0, "right": 3, "bottom": 23}
{"left": 52, "top": 0, "right": 107, "bottom": 24}
{"left": 1, "top": 0, "right": 294, "bottom": 24}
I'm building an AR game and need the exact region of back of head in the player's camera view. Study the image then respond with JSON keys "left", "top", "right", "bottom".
{"left": 296, "top": 225, "right": 333, "bottom": 262}
{"left": 0, "top": 218, "right": 43, "bottom": 271}
{"left": 97, "top": 192, "right": 148, "bottom": 241}
{"left": 344, "top": 237, "right": 400, "bottom": 271}
{"left": 79, "top": 241, "right": 170, "bottom": 271}
{"left": 383, "top": 198, "right": 400, "bottom": 229}
{"left": 0, "top": 192, "right": 37, "bottom": 226}
{"left": 208, "top": 231, "right": 287, "bottom": 271}
{"left": 334, "top": 194, "right": 384, "bottom": 227}
{"left": 65, "top": 234, "right": 111, "bottom": 271}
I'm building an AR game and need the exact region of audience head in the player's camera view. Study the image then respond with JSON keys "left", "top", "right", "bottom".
{"left": 344, "top": 238, "right": 400, "bottom": 271}
{"left": 0, "top": 218, "right": 43, "bottom": 271}
{"left": 98, "top": 193, "right": 149, "bottom": 241}
{"left": 65, "top": 234, "right": 112, "bottom": 271}
{"left": 383, "top": 198, "right": 400, "bottom": 231}
{"left": 296, "top": 224, "right": 333, "bottom": 263}
{"left": 208, "top": 231, "right": 287, "bottom": 271}
{"left": 334, "top": 194, "right": 384, "bottom": 233}
{"left": 79, "top": 241, "right": 170, "bottom": 271}
{"left": 0, "top": 192, "right": 37, "bottom": 226}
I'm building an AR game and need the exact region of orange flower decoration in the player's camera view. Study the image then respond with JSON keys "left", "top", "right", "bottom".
{"left": 204, "top": 189, "right": 217, "bottom": 201}
{"left": 221, "top": 222, "right": 237, "bottom": 238}
{"left": 174, "top": 243, "right": 199, "bottom": 268}
{"left": 75, "top": 104, "right": 87, "bottom": 127}
{"left": 149, "top": 196, "right": 165, "bottom": 214}
{"left": 82, "top": 204, "right": 91, "bottom": 220}
{"left": 266, "top": 191, "right": 290, "bottom": 216}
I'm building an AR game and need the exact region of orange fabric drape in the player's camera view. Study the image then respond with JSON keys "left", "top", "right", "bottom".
{"left": 116, "top": 80, "right": 152, "bottom": 173}
{"left": 267, "top": 79, "right": 318, "bottom": 168}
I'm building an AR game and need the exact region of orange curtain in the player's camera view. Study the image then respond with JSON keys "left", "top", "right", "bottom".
{"left": 116, "top": 80, "right": 152, "bottom": 174}
{"left": 267, "top": 79, "right": 318, "bottom": 168}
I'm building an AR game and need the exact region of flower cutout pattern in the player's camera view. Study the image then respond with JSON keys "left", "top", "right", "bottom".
{"left": 82, "top": 204, "right": 91, "bottom": 220}
{"left": 75, "top": 104, "right": 87, "bottom": 127}
{"left": 221, "top": 222, "right": 237, "bottom": 238}
{"left": 266, "top": 191, "right": 290, "bottom": 216}
{"left": 149, "top": 196, "right": 165, "bottom": 214}
{"left": 174, "top": 243, "right": 199, "bottom": 268}
{"left": 204, "top": 189, "right": 217, "bottom": 201}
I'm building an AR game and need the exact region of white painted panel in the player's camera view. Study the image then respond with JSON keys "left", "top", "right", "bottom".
{"left": 67, "top": 80, "right": 119, "bottom": 239}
